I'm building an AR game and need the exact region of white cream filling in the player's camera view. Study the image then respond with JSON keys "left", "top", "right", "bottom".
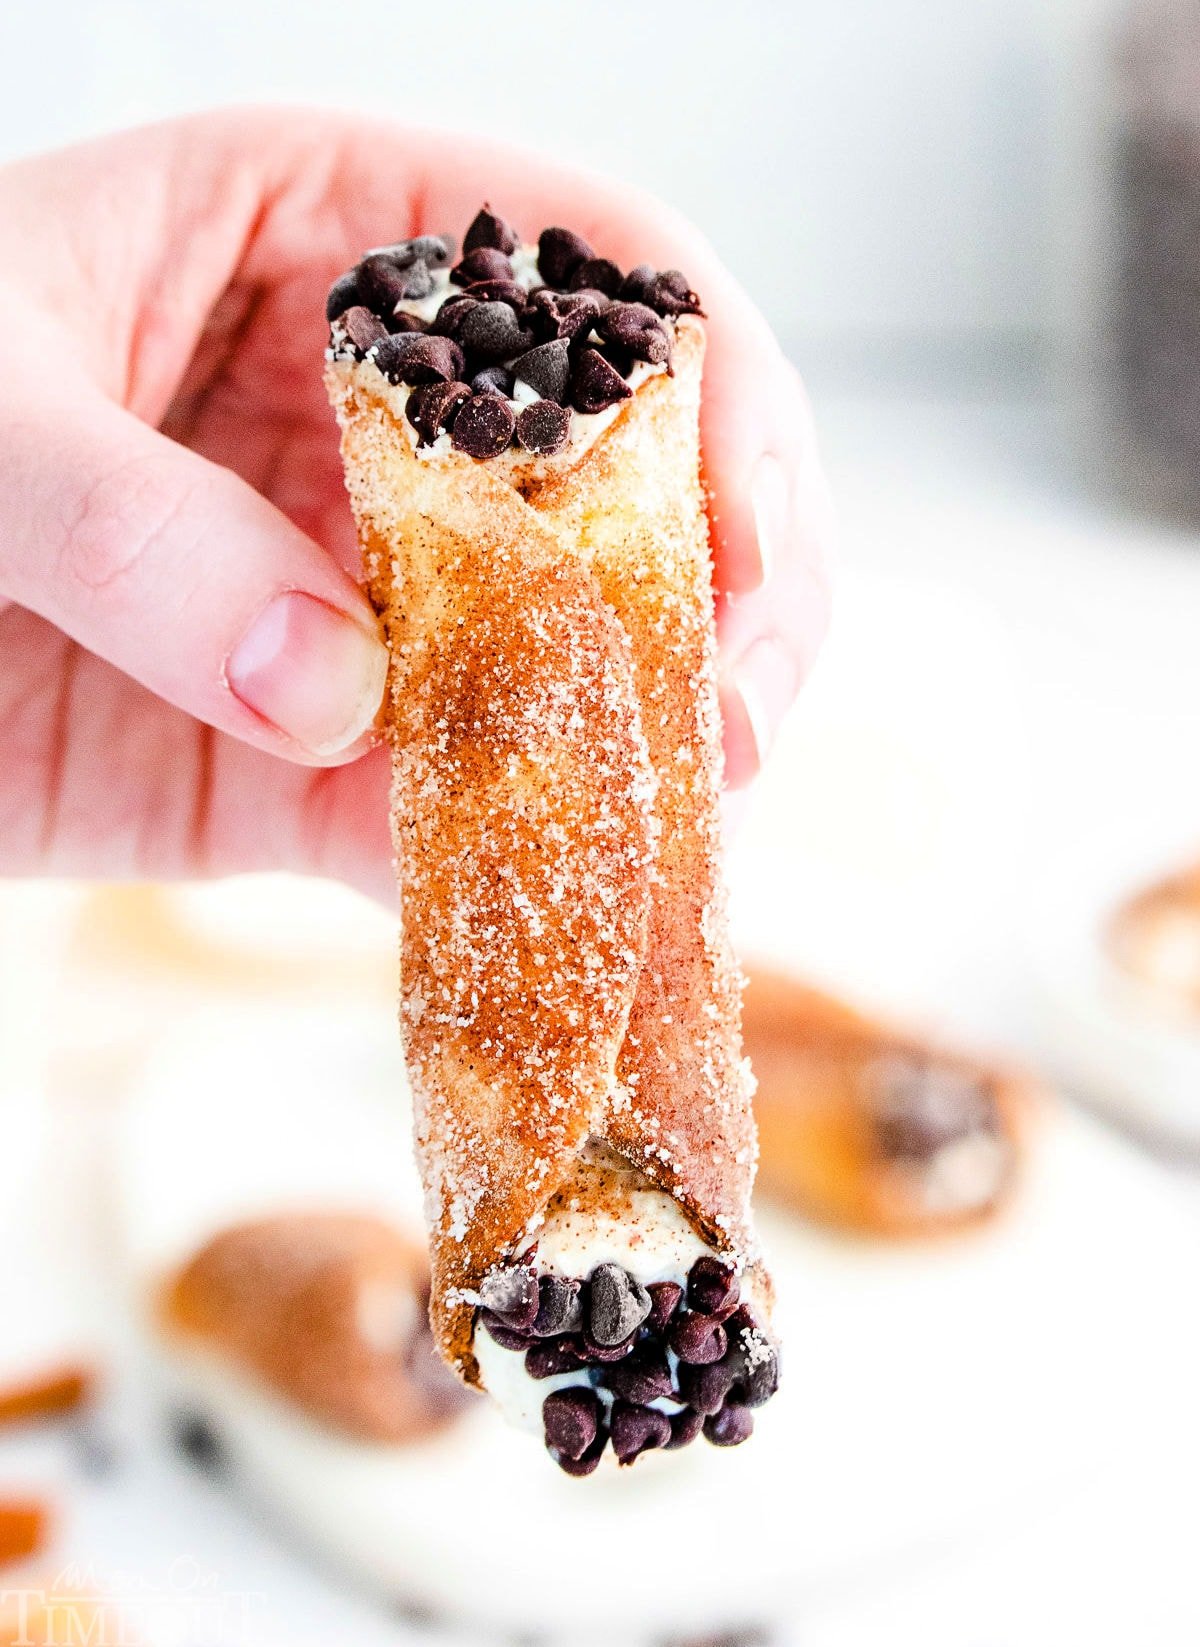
{"left": 520, "top": 1145, "right": 713, "bottom": 1284}
{"left": 910, "top": 1131, "right": 1013, "bottom": 1215}
{"left": 474, "top": 1335, "right": 580, "bottom": 1432}
{"left": 474, "top": 1143, "right": 720, "bottom": 1438}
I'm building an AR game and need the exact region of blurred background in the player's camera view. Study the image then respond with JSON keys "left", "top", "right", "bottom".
{"left": 4, "top": 2, "right": 1200, "bottom": 1644}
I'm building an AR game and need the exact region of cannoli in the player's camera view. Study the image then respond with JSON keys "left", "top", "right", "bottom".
{"left": 0, "top": 1365, "right": 91, "bottom": 1426}
{"left": 159, "top": 1213, "right": 469, "bottom": 1444}
{"left": 1106, "top": 858, "right": 1200, "bottom": 1019}
{"left": 744, "top": 969, "right": 1035, "bottom": 1237}
{"left": 325, "top": 207, "right": 779, "bottom": 1471}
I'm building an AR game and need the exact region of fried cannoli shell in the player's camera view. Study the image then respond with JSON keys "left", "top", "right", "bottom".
{"left": 0, "top": 1365, "right": 92, "bottom": 1426}
{"left": 160, "top": 1213, "right": 468, "bottom": 1442}
{"left": 744, "top": 969, "right": 1039, "bottom": 1238}
{"left": 327, "top": 323, "right": 765, "bottom": 1383}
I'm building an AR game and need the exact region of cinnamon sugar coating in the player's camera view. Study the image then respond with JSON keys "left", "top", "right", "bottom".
{"left": 327, "top": 320, "right": 769, "bottom": 1385}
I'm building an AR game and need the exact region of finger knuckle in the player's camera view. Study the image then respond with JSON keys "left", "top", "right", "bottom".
{"left": 59, "top": 454, "right": 197, "bottom": 597}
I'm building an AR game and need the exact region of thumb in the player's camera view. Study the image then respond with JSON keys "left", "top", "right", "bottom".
{"left": 0, "top": 386, "right": 387, "bottom": 764}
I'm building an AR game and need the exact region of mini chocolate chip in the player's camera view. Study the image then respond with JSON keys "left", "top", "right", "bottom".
{"left": 459, "top": 301, "right": 534, "bottom": 362}
{"left": 724, "top": 1321, "right": 780, "bottom": 1409}
{"left": 462, "top": 279, "right": 528, "bottom": 309}
{"left": 528, "top": 288, "right": 605, "bottom": 343}
{"left": 724, "top": 1304, "right": 754, "bottom": 1337}
{"left": 173, "top": 1412, "right": 225, "bottom": 1472}
{"left": 511, "top": 340, "right": 571, "bottom": 404}
{"left": 579, "top": 1332, "right": 637, "bottom": 1363}
{"left": 569, "top": 287, "right": 613, "bottom": 313}
{"left": 704, "top": 1405, "right": 755, "bottom": 1447}
{"left": 355, "top": 254, "right": 407, "bottom": 316}
{"left": 677, "top": 1357, "right": 737, "bottom": 1417}
{"left": 356, "top": 252, "right": 435, "bottom": 314}
{"left": 480, "top": 1264, "right": 540, "bottom": 1325}
{"left": 648, "top": 268, "right": 704, "bottom": 317}
{"left": 669, "top": 1312, "right": 728, "bottom": 1366}
{"left": 406, "top": 380, "right": 471, "bottom": 446}
{"left": 471, "top": 364, "right": 514, "bottom": 398}
{"left": 665, "top": 1407, "right": 705, "bottom": 1450}
{"left": 367, "top": 234, "right": 453, "bottom": 268}
{"left": 338, "top": 304, "right": 388, "bottom": 355}
{"left": 588, "top": 1263, "right": 652, "bottom": 1346}
{"left": 532, "top": 1275, "right": 583, "bottom": 1336}
{"left": 619, "top": 262, "right": 656, "bottom": 303}
{"left": 525, "top": 1339, "right": 585, "bottom": 1379}
{"left": 538, "top": 226, "right": 595, "bottom": 287}
{"left": 603, "top": 1345, "right": 674, "bottom": 1405}
{"left": 610, "top": 1401, "right": 671, "bottom": 1466}
{"left": 325, "top": 271, "right": 361, "bottom": 322}
{"left": 410, "top": 234, "right": 455, "bottom": 267}
{"left": 463, "top": 205, "right": 519, "bottom": 256}
{"left": 742, "top": 1349, "right": 781, "bottom": 1408}
{"left": 571, "top": 348, "right": 634, "bottom": 414}
{"left": 428, "top": 295, "right": 478, "bottom": 338}
{"left": 372, "top": 333, "right": 465, "bottom": 385}
{"left": 388, "top": 311, "right": 429, "bottom": 335}
{"left": 451, "top": 247, "right": 514, "bottom": 287}
{"left": 568, "top": 257, "right": 623, "bottom": 297}
{"left": 478, "top": 1310, "right": 535, "bottom": 1351}
{"left": 646, "top": 1281, "right": 683, "bottom": 1334}
{"left": 516, "top": 399, "right": 570, "bottom": 455}
{"left": 397, "top": 259, "right": 435, "bottom": 301}
{"left": 451, "top": 394, "right": 517, "bottom": 459}
{"left": 543, "top": 1388, "right": 601, "bottom": 1461}
{"left": 597, "top": 301, "right": 672, "bottom": 366}
{"left": 687, "top": 1257, "right": 741, "bottom": 1319}
{"left": 555, "top": 1427, "right": 608, "bottom": 1477}
{"left": 599, "top": 342, "right": 637, "bottom": 380}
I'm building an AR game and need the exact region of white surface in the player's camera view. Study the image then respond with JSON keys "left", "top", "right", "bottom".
{"left": 0, "top": 0, "right": 1117, "bottom": 353}
{"left": 733, "top": 379, "right": 1200, "bottom": 1050}
{"left": 113, "top": 1006, "right": 1200, "bottom": 1645}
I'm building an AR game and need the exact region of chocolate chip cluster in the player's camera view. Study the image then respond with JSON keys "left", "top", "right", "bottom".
{"left": 327, "top": 204, "right": 703, "bottom": 461}
{"left": 478, "top": 1254, "right": 779, "bottom": 1475}
{"left": 870, "top": 1057, "right": 1000, "bottom": 1166}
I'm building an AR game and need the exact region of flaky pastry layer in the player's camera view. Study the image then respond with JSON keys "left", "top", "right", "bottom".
{"left": 327, "top": 322, "right": 766, "bottom": 1382}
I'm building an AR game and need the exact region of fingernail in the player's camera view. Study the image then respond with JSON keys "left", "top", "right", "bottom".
{"left": 747, "top": 454, "right": 789, "bottom": 592}
{"left": 226, "top": 591, "right": 387, "bottom": 756}
{"left": 722, "top": 635, "right": 800, "bottom": 787}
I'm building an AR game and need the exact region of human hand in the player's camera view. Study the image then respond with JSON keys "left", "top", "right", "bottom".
{"left": 0, "top": 109, "right": 833, "bottom": 899}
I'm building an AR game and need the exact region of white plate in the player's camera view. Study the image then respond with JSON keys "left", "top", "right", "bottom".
{"left": 115, "top": 1002, "right": 1200, "bottom": 1644}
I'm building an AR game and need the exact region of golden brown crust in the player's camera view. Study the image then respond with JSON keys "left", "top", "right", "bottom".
{"left": 160, "top": 1213, "right": 470, "bottom": 1443}
{"left": 520, "top": 330, "right": 757, "bottom": 1260}
{"left": 327, "top": 323, "right": 765, "bottom": 1381}
{"left": 0, "top": 1365, "right": 92, "bottom": 1426}
{"left": 744, "top": 968, "right": 1038, "bottom": 1238}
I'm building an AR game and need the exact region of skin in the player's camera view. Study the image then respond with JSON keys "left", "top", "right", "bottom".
{"left": 0, "top": 109, "right": 834, "bottom": 903}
